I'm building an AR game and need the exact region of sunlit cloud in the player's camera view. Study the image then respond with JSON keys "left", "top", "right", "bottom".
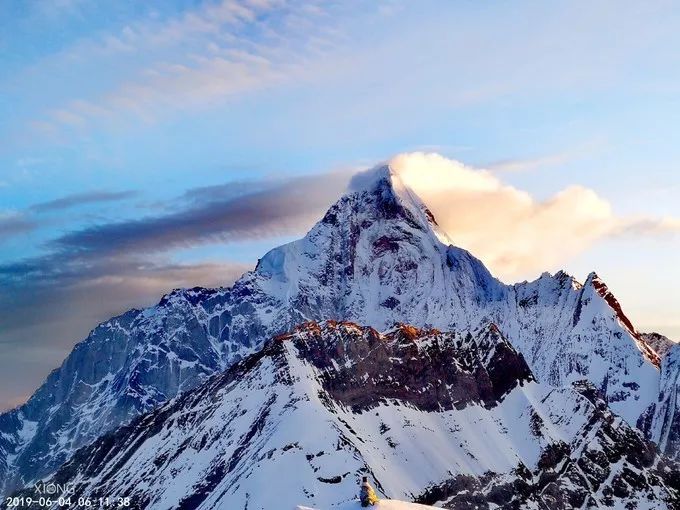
{"left": 389, "top": 152, "right": 680, "bottom": 280}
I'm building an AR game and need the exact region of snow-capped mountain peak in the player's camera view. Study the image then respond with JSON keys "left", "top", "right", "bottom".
{"left": 585, "top": 271, "right": 638, "bottom": 339}
{"left": 347, "top": 162, "right": 453, "bottom": 244}
{"left": 0, "top": 158, "right": 675, "bottom": 500}
{"left": 584, "top": 271, "right": 661, "bottom": 367}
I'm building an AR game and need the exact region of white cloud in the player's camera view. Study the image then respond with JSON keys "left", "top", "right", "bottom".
{"left": 13, "top": 0, "right": 680, "bottom": 142}
{"left": 34, "top": 0, "right": 347, "bottom": 132}
{"left": 388, "top": 153, "right": 680, "bottom": 280}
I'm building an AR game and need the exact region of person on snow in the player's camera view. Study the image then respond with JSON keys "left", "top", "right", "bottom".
{"left": 359, "top": 476, "right": 379, "bottom": 507}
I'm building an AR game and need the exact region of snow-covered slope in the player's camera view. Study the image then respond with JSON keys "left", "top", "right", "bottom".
{"left": 0, "top": 160, "right": 669, "bottom": 496}
{"left": 239, "top": 166, "right": 660, "bottom": 424}
{"left": 17, "top": 322, "right": 679, "bottom": 510}
{"left": 297, "top": 501, "right": 439, "bottom": 510}
{"left": 0, "top": 292, "right": 233, "bottom": 497}
{"left": 641, "top": 344, "right": 680, "bottom": 462}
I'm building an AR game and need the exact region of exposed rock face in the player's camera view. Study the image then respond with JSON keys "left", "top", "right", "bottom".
{"left": 0, "top": 163, "right": 668, "bottom": 496}
{"left": 279, "top": 321, "right": 533, "bottom": 412}
{"left": 9, "top": 323, "right": 678, "bottom": 510}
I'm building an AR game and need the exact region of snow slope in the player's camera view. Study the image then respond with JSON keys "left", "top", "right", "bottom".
{"left": 297, "top": 500, "right": 438, "bottom": 510}
{"left": 0, "top": 160, "right": 672, "bottom": 496}
{"left": 642, "top": 344, "right": 680, "bottom": 461}
{"left": 19, "top": 322, "right": 679, "bottom": 510}
{"left": 236, "top": 166, "right": 660, "bottom": 424}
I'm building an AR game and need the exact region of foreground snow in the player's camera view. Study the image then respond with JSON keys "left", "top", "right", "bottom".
{"left": 297, "top": 500, "right": 437, "bottom": 510}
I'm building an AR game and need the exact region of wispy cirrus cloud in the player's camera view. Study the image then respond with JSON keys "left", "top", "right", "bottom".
{"left": 485, "top": 140, "right": 606, "bottom": 174}
{"left": 12, "top": 0, "right": 680, "bottom": 149}
{"left": 30, "top": 190, "right": 137, "bottom": 212}
{"left": 486, "top": 152, "right": 576, "bottom": 173}
{"left": 47, "top": 172, "right": 349, "bottom": 262}
{"left": 0, "top": 212, "right": 35, "bottom": 242}
{"left": 28, "top": 0, "right": 352, "bottom": 133}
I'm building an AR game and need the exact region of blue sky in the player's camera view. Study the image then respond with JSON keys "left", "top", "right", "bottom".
{"left": 1, "top": 0, "right": 679, "bottom": 409}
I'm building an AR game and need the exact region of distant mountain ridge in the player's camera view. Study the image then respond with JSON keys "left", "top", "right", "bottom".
{"left": 642, "top": 332, "right": 677, "bottom": 360}
{"left": 0, "top": 159, "right": 677, "bottom": 500}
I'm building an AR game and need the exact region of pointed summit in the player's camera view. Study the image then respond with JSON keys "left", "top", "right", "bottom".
{"left": 584, "top": 271, "right": 639, "bottom": 339}
{"left": 337, "top": 159, "right": 451, "bottom": 244}
{"left": 583, "top": 271, "right": 661, "bottom": 367}
{"left": 253, "top": 158, "right": 502, "bottom": 332}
